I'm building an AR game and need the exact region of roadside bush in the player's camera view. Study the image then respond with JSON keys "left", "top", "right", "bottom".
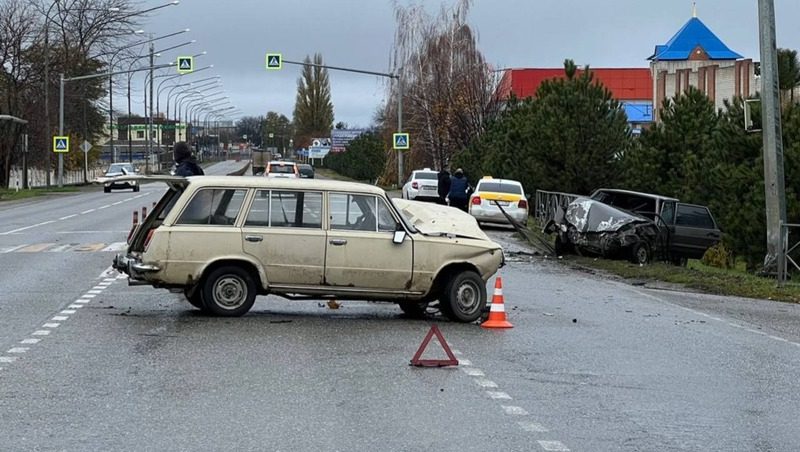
{"left": 324, "top": 132, "right": 386, "bottom": 182}
{"left": 701, "top": 242, "right": 735, "bottom": 269}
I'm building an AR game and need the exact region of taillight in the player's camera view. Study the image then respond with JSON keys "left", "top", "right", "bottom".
{"left": 518, "top": 199, "right": 528, "bottom": 209}
{"left": 144, "top": 228, "right": 156, "bottom": 251}
{"left": 412, "top": 181, "right": 418, "bottom": 189}
{"left": 471, "top": 196, "right": 482, "bottom": 205}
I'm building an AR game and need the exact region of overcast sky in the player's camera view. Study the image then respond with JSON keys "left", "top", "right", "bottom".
{"left": 129, "top": 0, "right": 800, "bottom": 127}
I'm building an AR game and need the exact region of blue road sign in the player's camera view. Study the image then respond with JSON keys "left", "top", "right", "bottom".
{"left": 53, "top": 136, "right": 69, "bottom": 153}
{"left": 266, "top": 53, "right": 282, "bottom": 70}
{"left": 393, "top": 133, "right": 410, "bottom": 150}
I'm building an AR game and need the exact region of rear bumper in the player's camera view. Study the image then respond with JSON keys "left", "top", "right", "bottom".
{"left": 470, "top": 207, "right": 528, "bottom": 224}
{"left": 113, "top": 253, "right": 161, "bottom": 279}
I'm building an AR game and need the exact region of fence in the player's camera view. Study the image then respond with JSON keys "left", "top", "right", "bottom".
{"left": 534, "top": 189, "right": 580, "bottom": 228}
{"left": 6, "top": 166, "right": 106, "bottom": 189}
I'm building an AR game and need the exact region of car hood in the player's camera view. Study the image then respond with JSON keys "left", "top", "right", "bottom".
{"left": 566, "top": 197, "right": 651, "bottom": 233}
{"left": 393, "top": 198, "right": 492, "bottom": 241}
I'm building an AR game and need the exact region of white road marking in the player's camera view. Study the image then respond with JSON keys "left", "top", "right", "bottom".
{"left": 486, "top": 391, "right": 512, "bottom": 400}
{"left": 91, "top": 286, "right": 105, "bottom": 290}
{"left": 87, "top": 290, "right": 102, "bottom": 294}
{"left": 0, "top": 244, "right": 29, "bottom": 253}
{"left": 52, "top": 316, "right": 69, "bottom": 321}
{"left": 59, "top": 214, "right": 78, "bottom": 220}
{"left": 0, "top": 220, "right": 55, "bottom": 235}
{"left": 98, "top": 205, "right": 111, "bottom": 210}
{"left": 7, "top": 348, "right": 28, "bottom": 354}
{"left": 462, "top": 368, "right": 485, "bottom": 377}
{"left": 20, "top": 339, "right": 40, "bottom": 345}
{"left": 68, "top": 304, "right": 83, "bottom": 309}
{"left": 98, "top": 282, "right": 112, "bottom": 287}
{"left": 111, "top": 201, "right": 125, "bottom": 205}
{"left": 81, "top": 294, "right": 96, "bottom": 299}
{"left": 518, "top": 421, "right": 549, "bottom": 432}
{"left": 32, "top": 330, "right": 50, "bottom": 336}
{"left": 81, "top": 209, "right": 96, "bottom": 214}
{"left": 73, "top": 300, "right": 89, "bottom": 304}
{"left": 475, "top": 379, "right": 498, "bottom": 388}
{"left": 46, "top": 244, "right": 74, "bottom": 252}
{"left": 43, "top": 323, "right": 60, "bottom": 328}
{"left": 501, "top": 405, "right": 529, "bottom": 416}
{"left": 538, "top": 440, "right": 570, "bottom": 451}
{"left": 458, "top": 359, "right": 472, "bottom": 366}
{"left": 451, "top": 349, "right": 462, "bottom": 355}
{"left": 0, "top": 357, "right": 17, "bottom": 363}
{"left": 61, "top": 310, "right": 76, "bottom": 315}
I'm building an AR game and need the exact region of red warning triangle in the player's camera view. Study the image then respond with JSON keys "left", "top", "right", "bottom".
{"left": 410, "top": 324, "right": 459, "bottom": 367}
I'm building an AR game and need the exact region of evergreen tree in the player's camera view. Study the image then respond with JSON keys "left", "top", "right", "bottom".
{"left": 292, "top": 53, "right": 334, "bottom": 148}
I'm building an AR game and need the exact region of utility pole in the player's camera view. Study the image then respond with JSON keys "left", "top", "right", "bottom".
{"left": 147, "top": 42, "right": 155, "bottom": 174}
{"left": 758, "top": 0, "right": 788, "bottom": 282}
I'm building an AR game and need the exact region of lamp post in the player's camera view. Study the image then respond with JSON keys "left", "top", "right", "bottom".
{"left": 166, "top": 77, "right": 219, "bottom": 119}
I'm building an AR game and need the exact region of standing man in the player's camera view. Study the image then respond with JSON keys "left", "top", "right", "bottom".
{"left": 448, "top": 168, "right": 470, "bottom": 212}
{"left": 437, "top": 167, "right": 451, "bottom": 205}
{"left": 173, "top": 141, "right": 204, "bottom": 176}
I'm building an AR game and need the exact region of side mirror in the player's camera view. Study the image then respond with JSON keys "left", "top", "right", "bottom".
{"left": 393, "top": 230, "right": 406, "bottom": 244}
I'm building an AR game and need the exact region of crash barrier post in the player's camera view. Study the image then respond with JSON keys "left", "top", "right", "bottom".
{"left": 779, "top": 222, "right": 800, "bottom": 285}
{"left": 141, "top": 206, "right": 147, "bottom": 220}
{"left": 132, "top": 210, "right": 139, "bottom": 226}
{"left": 534, "top": 190, "right": 579, "bottom": 229}
{"left": 481, "top": 277, "right": 513, "bottom": 329}
{"left": 410, "top": 324, "right": 459, "bottom": 367}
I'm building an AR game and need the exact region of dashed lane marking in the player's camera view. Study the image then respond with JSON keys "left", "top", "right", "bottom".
{"left": 43, "top": 323, "right": 60, "bottom": 328}
{"left": 59, "top": 214, "right": 78, "bottom": 220}
{"left": 0, "top": 244, "right": 28, "bottom": 253}
{"left": 0, "top": 220, "right": 55, "bottom": 235}
{"left": 462, "top": 368, "right": 485, "bottom": 377}
{"left": 60, "top": 310, "right": 76, "bottom": 315}
{"left": 7, "top": 348, "right": 28, "bottom": 354}
{"left": 20, "top": 339, "right": 40, "bottom": 345}
{"left": 80, "top": 209, "right": 96, "bottom": 214}
{"left": 501, "top": 405, "right": 529, "bottom": 416}
{"left": 538, "top": 440, "right": 570, "bottom": 451}
{"left": 67, "top": 304, "right": 83, "bottom": 309}
{"left": 0, "top": 357, "right": 17, "bottom": 363}
{"left": 52, "top": 316, "right": 69, "bottom": 321}
{"left": 486, "top": 391, "right": 512, "bottom": 400}
{"left": 474, "top": 378, "right": 499, "bottom": 388}
{"left": 518, "top": 421, "right": 549, "bottom": 433}
{"left": 32, "top": 330, "right": 50, "bottom": 336}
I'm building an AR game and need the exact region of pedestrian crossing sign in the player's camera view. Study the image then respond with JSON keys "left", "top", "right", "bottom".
{"left": 266, "top": 53, "right": 282, "bottom": 70}
{"left": 393, "top": 133, "right": 410, "bottom": 150}
{"left": 177, "top": 56, "right": 194, "bottom": 74}
{"left": 53, "top": 136, "right": 69, "bottom": 153}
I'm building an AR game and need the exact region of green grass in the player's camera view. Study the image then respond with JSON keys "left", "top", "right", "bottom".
{"left": 314, "top": 168, "right": 360, "bottom": 182}
{"left": 519, "top": 223, "right": 800, "bottom": 303}
{"left": 0, "top": 186, "right": 80, "bottom": 202}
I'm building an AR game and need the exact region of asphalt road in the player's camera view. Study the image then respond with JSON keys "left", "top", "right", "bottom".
{"left": 1, "top": 164, "right": 799, "bottom": 451}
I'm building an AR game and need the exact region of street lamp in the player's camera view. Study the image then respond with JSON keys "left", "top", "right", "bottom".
{"left": 166, "top": 76, "right": 219, "bottom": 119}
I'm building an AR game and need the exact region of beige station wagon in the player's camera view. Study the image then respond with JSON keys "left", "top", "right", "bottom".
{"left": 113, "top": 176, "right": 504, "bottom": 322}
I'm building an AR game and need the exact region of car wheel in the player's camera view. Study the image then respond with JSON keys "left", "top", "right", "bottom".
{"left": 630, "top": 242, "right": 651, "bottom": 265}
{"left": 103, "top": 187, "right": 111, "bottom": 193}
{"left": 183, "top": 286, "right": 206, "bottom": 311}
{"left": 670, "top": 255, "right": 688, "bottom": 267}
{"left": 133, "top": 186, "right": 140, "bottom": 192}
{"left": 441, "top": 270, "right": 486, "bottom": 323}
{"left": 201, "top": 265, "right": 256, "bottom": 317}
{"left": 554, "top": 236, "right": 572, "bottom": 256}
{"left": 398, "top": 301, "right": 431, "bottom": 319}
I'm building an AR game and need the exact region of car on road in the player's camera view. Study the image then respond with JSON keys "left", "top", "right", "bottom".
{"left": 468, "top": 177, "right": 528, "bottom": 226}
{"left": 264, "top": 160, "right": 299, "bottom": 178}
{"left": 113, "top": 176, "right": 504, "bottom": 322}
{"left": 100, "top": 163, "right": 139, "bottom": 192}
{"left": 298, "top": 163, "right": 315, "bottom": 179}
{"left": 402, "top": 169, "right": 439, "bottom": 201}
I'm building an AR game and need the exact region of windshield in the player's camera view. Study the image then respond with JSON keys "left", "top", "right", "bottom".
{"left": 107, "top": 164, "right": 133, "bottom": 174}
{"left": 269, "top": 164, "right": 296, "bottom": 174}
{"left": 477, "top": 182, "right": 522, "bottom": 194}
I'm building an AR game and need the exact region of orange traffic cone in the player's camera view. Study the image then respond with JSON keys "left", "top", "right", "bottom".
{"left": 481, "top": 276, "right": 513, "bottom": 329}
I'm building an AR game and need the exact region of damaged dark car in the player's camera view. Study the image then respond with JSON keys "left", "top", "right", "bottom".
{"left": 545, "top": 197, "right": 666, "bottom": 264}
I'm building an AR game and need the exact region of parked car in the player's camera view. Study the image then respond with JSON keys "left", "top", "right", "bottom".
{"left": 100, "top": 163, "right": 139, "bottom": 192}
{"left": 469, "top": 177, "right": 528, "bottom": 226}
{"left": 545, "top": 188, "right": 721, "bottom": 264}
{"left": 298, "top": 163, "right": 315, "bottom": 179}
{"left": 264, "top": 160, "right": 299, "bottom": 178}
{"left": 402, "top": 169, "right": 439, "bottom": 201}
{"left": 113, "top": 176, "right": 504, "bottom": 322}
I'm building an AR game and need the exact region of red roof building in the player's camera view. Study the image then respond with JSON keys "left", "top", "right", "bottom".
{"left": 496, "top": 68, "right": 653, "bottom": 101}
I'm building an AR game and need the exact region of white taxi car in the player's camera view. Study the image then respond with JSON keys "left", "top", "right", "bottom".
{"left": 468, "top": 177, "right": 529, "bottom": 226}
{"left": 402, "top": 168, "right": 439, "bottom": 201}
{"left": 113, "top": 176, "right": 504, "bottom": 322}
{"left": 264, "top": 161, "right": 299, "bottom": 178}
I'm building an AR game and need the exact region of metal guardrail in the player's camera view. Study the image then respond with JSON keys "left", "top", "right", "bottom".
{"left": 534, "top": 189, "right": 580, "bottom": 228}
{"left": 780, "top": 222, "right": 800, "bottom": 285}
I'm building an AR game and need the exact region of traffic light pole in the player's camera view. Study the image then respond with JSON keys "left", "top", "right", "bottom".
{"left": 282, "top": 59, "right": 404, "bottom": 185}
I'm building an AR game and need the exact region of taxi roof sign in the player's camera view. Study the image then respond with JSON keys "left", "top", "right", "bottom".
{"left": 177, "top": 56, "right": 193, "bottom": 74}
{"left": 393, "top": 133, "right": 410, "bottom": 150}
{"left": 266, "top": 53, "right": 282, "bottom": 70}
{"left": 53, "top": 135, "right": 69, "bottom": 153}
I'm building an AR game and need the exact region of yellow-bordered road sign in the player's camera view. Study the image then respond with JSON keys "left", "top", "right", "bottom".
{"left": 266, "top": 53, "right": 282, "bottom": 70}
{"left": 177, "top": 56, "right": 194, "bottom": 74}
{"left": 393, "top": 133, "right": 410, "bottom": 150}
{"left": 53, "top": 136, "right": 69, "bottom": 153}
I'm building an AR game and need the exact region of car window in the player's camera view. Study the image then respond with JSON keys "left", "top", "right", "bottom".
{"left": 676, "top": 205, "right": 715, "bottom": 229}
{"left": 269, "top": 163, "right": 296, "bottom": 174}
{"left": 414, "top": 172, "right": 438, "bottom": 180}
{"left": 660, "top": 201, "right": 676, "bottom": 225}
{"left": 269, "top": 190, "right": 323, "bottom": 228}
{"left": 477, "top": 182, "right": 522, "bottom": 195}
{"left": 330, "top": 193, "right": 379, "bottom": 231}
{"left": 176, "top": 188, "right": 246, "bottom": 226}
{"left": 377, "top": 198, "right": 398, "bottom": 232}
{"left": 244, "top": 190, "right": 271, "bottom": 227}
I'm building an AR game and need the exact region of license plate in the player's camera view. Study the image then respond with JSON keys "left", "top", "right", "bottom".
{"left": 493, "top": 200, "right": 510, "bottom": 206}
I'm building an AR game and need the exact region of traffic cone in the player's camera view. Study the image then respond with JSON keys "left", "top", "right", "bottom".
{"left": 481, "top": 276, "right": 513, "bottom": 329}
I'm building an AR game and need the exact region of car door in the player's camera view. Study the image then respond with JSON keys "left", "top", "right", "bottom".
{"left": 671, "top": 203, "right": 722, "bottom": 259}
{"left": 241, "top": 189, "right": 326, "bottom": 286}
{"left": 325, "top": 193, "right": 413, "bottom": 290}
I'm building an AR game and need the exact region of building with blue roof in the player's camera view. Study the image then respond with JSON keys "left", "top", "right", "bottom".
{"left": 649, "top": 7, "right": 756, "bottom": 120}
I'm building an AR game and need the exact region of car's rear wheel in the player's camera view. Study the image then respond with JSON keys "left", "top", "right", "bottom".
{"left": 183, "top": 286, "right": 206, "bottom": 311}
{"left": 440, "top": 270, "right": 486, "bottom": 323}
{"left": 630, "top": 242, "right": 651, "bottom": 265}
{"left": 201, "top": 266, "right": 256, "bottom": 317}
{"left": 398, "top": 301, "right": 431, "bottom": 319}
{"left": 104, "top": 187, "right": 111, "bottom": 193}
{"left": 133, "top": 185, "right": 140, "bottom": 192}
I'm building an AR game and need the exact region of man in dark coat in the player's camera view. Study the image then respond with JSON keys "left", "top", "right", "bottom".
{"left": 437, "top": 168, "right": 451, "bottom": 205}
{"left": 173, "top": 141, "right": 204, "bottom": 176}
{"left": 448, "top": 168, "right": 470, "bottom": 212}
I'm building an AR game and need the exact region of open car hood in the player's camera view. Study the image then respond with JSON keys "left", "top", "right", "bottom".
{"left": 95, "top": 175, "right": 190, "bottom": 191}
{"left": 566, "top": 197, "right": 651, "bottom": 233}
{"left": 392, "top": 198, "right": 491, "bottom": 241}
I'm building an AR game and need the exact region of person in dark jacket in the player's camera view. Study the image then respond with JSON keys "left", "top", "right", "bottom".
{"left": 448, "top": 168, "right": 470, "bottom": 212}
{"left": 173, "top": 141, "right": 204, "bottom": 176}
{"left": 437, "top": 168, "right": 451, "bottom": 205}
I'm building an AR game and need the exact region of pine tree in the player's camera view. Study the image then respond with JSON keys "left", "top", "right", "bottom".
{"left": 292, "top": 53, "right": 334, "bottom": 148}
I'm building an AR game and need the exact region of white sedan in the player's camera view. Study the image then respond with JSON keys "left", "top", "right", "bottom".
{"left": 402, "top": 169, "right": 440, "bottom": 201}
{"left": 468, "top": 178, "right": 529, "bottom": 226}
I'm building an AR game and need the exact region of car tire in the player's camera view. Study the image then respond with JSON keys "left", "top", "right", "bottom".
{"left": 398, "top": 301, "right": 431, "bottom": 319}
{"left": 670, "top": 255, "right": 688, "bottom": 267}
{"left": 440, "top": 270, "right": 486, "bottom": 323}
{"left": 554, "top": 236, "right": 572, "bottom": 256}
{"left": 201, "top": 265, "right": 257, "bottom": 317}
{"left": 630, "top": 242, "right": 651, "bottom": 265}
{"left": 133, "top": 186, "right": 140, "bottom": 192}
{"left": 104, "top": 187, "right": 111, "bottom": 193}
{"left": 183, "top": 286, "right": 206, "bottom": 311}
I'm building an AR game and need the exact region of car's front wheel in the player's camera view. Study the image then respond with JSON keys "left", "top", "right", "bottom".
{"left": 630, "top": 242, "right": 651, "bottom": 265}
{"left": 440, "top": 270, "right": 486, "bottom": 323}
{"left": 398, "top": 301, "right": 431, "bottom": 319}
{"left": 201, "top": 266, "right": 256, "bottom": 317}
